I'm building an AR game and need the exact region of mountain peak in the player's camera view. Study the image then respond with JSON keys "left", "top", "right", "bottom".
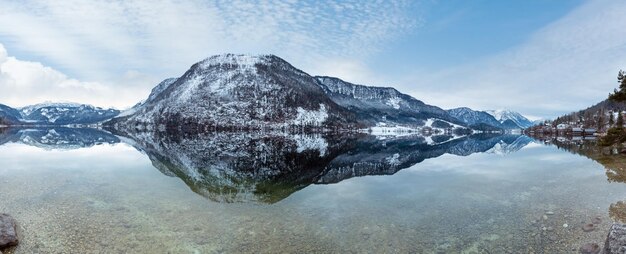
{"left": 486, "top": 109, "right": 532, "bottom": 128}
{"left": 448, "top": 107, "right": 474, "bottom": 112}
{"left": 486, "top": 109, "right": 523, "bottom": 120}
{"left": 197, "top": 54, "right": 282, "bottom": 69}
{"left": 110, "top": 53, "right": 358, "bottom": 130}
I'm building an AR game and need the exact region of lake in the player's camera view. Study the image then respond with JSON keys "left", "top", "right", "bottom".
{"left": 1, "top": 128, "right": 625, "bottom": 253}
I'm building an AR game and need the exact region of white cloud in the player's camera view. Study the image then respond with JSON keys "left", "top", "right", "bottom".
{"left": 397, "top": 0, "right": 626, "bottom": 118}
{"left": 0, "top": 44, "right": 6, "bottom": 63}
{"left": 0, "top": 0, "right": 418, "bottom": 108}
{"left": 0, "top": 43, "right": 158, "bottom": 108}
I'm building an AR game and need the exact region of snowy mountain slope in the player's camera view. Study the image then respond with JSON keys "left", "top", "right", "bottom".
{"left": 446, "top": 107, "right": 502, "bottom": 129}
{"left": 486, "top": 109, "right": 533, "bottom": 129}
{"left": 110, "top": 54, "right": 359, "bottom": 131}
{"left": 532, "top": 119, "right": 545, "bottom": 126}
{"left": 0, "top": 104, "right": 22, "bottom": 125}
{"left": 501, "top": 119, "right": 523, "bottom": 129}
{"left": 18, "top": 102, "right": 120, "bottom": 125}
{"left": 118, "top": 78, "right": 178, "bottom": 117}
{"left": 315, "top": 76, "right": 465, "bottom": 127}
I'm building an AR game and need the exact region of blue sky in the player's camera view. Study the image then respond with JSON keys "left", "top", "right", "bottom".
{"left": 375, "top": 0, "right": 583, "bottom": 71}
{"left": 0, "top": 0, "right": 624, "bottom": 120}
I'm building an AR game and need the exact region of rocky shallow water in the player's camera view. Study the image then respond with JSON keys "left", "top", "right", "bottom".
{"left": 1, "top": 136, "right": 626, "bottom": 253}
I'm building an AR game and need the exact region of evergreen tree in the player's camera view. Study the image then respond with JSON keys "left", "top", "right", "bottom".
{"left": 601, "top": 70, "right": 626, "bottom": 145}
{"left": 609, "top": 70, "right": 626, "bottom": 102}
{"left": 610, "top": 112, "right": 615, "bottom": 126}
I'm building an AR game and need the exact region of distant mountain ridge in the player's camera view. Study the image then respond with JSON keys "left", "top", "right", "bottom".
{"left": 446, "top": 107, "right": 532, "bottom": 130}
{"left": 315, "top": 76, "right": 464, "bottom": 127}
{"left": 0, "top": 102, "right": 120, "bottom": 125}
{"left": 446, "top": 107, "right": 503, "bottom": 130}
{"left": 486, "top": 109, "right": 533, "bottom": 129}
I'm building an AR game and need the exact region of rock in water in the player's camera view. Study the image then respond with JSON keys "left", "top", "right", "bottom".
{"left": 0, "top": 214, "right": 18, "bottom": 248}
{"left": 579, "top": 243, "right": 600, "bottom": 254}
{"left": 605, "top": 223, "right": 626, "bottom": 254}
{"left": 582, "top": 223, "right": 595, "bottom": 232}
{"left": 592, "top": 216, "right": 602, "bottom": 224}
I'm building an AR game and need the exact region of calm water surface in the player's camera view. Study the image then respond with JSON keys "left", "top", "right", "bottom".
{"left": 1, "top": 128, "right": 625, "bottom": 253}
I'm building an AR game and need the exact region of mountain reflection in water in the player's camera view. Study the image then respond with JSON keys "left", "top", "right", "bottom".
{"left": 0, "top": 127, "right": 534, "bottom": 204}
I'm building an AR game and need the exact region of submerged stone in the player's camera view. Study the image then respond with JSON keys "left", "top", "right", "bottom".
{"left": 579, "top": 243, "right": 600, "bottom": 254}
{"left": 604, "top": 223, "right": 626, "bottom": 254}
{"left": 582, "top": 223, "right": 595, "bottom": 232}
{"left": 0, "top": 214, "right": 18, "bottom": 248}
{"left": 592, "top": 216, "right": 602, "bottom": 224}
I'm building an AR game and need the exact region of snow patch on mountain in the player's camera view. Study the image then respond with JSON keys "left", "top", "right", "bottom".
{"left": 386, "top": 97, "right": 401, "bottom": 109}
{"left": 293, "top": 104, "right": 328, "bottom": 126}
{"left": 424, "top": 118, "right": 464, "bottom": 129}
{"left": 198, "top": 54, "right": 267, "bottom": 71}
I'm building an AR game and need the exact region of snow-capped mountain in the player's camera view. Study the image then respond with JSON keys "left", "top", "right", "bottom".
{"left": 19, "top": 102, "right": 120, "bottom": 125}
{"left": 486, "top": 109, "right": 533, "bottom": 129}
{"left": 110, "top": 54, "right": 358, "bottom": 131}
{"left": 446, "top": 107, "right": 502, "bottom": 130}
{"left": 109, "top": 54, "right": 476, "bottom": 132}
{"left": 0, "top": 102, "right": 120, "bottom": 125}
{"left": 314, "top": 76, "right": 465, "bottom": 127}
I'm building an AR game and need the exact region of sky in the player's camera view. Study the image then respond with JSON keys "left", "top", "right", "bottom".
{"left": 0, "top": 0, "right": 625, "bottom": 120}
